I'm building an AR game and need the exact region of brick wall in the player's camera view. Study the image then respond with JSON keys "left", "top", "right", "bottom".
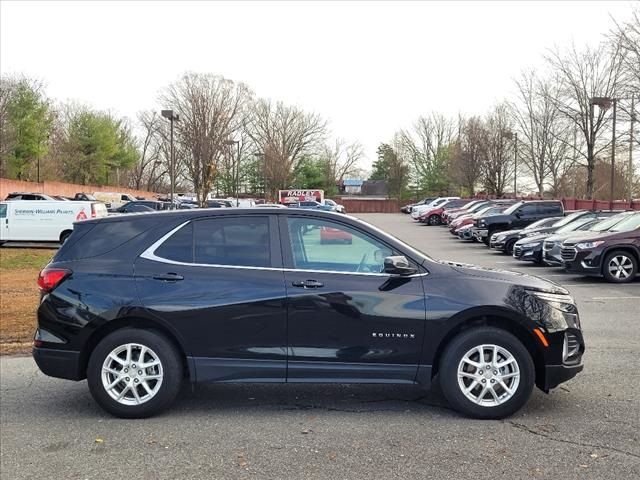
{"left": 1, "top": 178, "right": 159, "bottom": 200}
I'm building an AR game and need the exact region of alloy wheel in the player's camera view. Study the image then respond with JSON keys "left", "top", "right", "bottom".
{"left": 607, "top": 255, "right": 634, "bottom": 280}
{"left": 101, "top": 343, "right": 164, "bottom": 406}
{"left": 457, "top": 344, "right": 520, "bottom": 407}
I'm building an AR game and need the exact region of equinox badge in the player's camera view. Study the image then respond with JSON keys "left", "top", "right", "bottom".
{"left": 372, "top": 332, "right": 416, "bottom": 339}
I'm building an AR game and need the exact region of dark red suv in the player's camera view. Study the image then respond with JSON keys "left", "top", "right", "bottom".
{"left": 561, "top": 213, "right": 640, "bottom": 283}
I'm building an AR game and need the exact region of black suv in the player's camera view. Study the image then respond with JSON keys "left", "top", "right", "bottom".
{"left": 561, "top": 212, "right": 640, "bottom": 282}
{"left": 33, "top": 209, "right": 584, "bottom": 419}
{"left": 475, "top": 200, "right": 564, "bottom": 245}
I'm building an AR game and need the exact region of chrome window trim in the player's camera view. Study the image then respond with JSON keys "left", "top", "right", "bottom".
{"left": 140, "top": 220, "right": 428, "bottom": 278}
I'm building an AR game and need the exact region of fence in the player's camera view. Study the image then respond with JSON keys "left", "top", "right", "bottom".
{"left": 0, "top": 178, "right": 158, "bottom": 200}
{"left": 337, "top": 196, "right": 640, "bottom": 214}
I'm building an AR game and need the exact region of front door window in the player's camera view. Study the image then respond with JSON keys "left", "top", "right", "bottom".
{"left": 286, "top": 217, "right": 395, "bottom": 274}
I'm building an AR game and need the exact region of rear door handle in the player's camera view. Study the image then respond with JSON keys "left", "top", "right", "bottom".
{"left": 291, "top": 279, "right": 324, "bottom": 289}
{"left": 153, "top": 272, "right": 184, "bottom": 282}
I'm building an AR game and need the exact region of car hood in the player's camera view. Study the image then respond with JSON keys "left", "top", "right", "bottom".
{"left": 478, "top": 214, "right": 511, "bottom": 224}
{"left": 560, "top": 231, "right": 608, "bottom": 245}
{"left": 515, "top": 234, "right": 548, "bottom": 245}
{"left": 442, "top": 261, "right": 568, "bottom": 294}
{"left": 493, "top": 229, "right": 522, "bottom": 237}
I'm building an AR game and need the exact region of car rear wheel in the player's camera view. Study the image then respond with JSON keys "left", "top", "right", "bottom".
{"left": 602, "top": 251, "right": 638, "bottom": 283}
{"left": 428, "top": 214, "right": 441, "bottom": 226}
{"left": 87, "top": 328, "right": 183, "bottom": 418}
{"left": 439, "top": 327, "right": 534, "bottom": 419}
{"left": 59, "top": 230, "right": 72, "bottom": 244}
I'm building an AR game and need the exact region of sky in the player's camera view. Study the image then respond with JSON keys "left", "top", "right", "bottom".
{"left": 0, "top": 0, "right": 636, "bottom": 170}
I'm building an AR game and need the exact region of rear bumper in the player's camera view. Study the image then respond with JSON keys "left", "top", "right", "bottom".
{"left": 543, "top": 363, "right": 584, "bottom": 391}
{"left": 33, "top": 347, "right": 84, "bottom": 381}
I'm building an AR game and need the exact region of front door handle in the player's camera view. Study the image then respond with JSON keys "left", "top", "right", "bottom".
{"left": 291, "top": 279, "right": 324, "bottom": 289}
{"left": 153, "top": 272, "right": 184, "bottom": 282}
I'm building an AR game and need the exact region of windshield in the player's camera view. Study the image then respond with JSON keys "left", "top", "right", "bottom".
{"left": 525, "top": 217, "right": 556, "bottom": 230}
{"left": 609, "top": 214, "right": 640, "bottom": 232}
{"left": 556, "top": 217, "right": 594, "bottom": 233}
{"left": 503, "top": 201, "right": 525, "bottom": 215}
{"left": 589, "top": 213, "right": 634, "bottom": 232}
{"left": 467, "top": 202, "right": 489, "bottom": 213}
{"left": 552, "top": 210, "right": 587, "bottom": 227}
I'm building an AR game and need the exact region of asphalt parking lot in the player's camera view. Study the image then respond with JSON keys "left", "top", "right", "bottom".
{"left": 1, "top": 213, "right": 639, "bottom": 480}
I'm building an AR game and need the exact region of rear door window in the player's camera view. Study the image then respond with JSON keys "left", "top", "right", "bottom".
{"left": 194, "top": 216, "right": 271, "bottom": 267}
{"left": 155, "top": 222, "right": 193, "bottom": 263}
{"left": 518, "top": 204, "right": 538, "bottom": 216}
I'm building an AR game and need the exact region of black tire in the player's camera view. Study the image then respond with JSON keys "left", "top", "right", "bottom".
{"left": 504, "top": 239, "right": 517, "bottom": 255}
{"left": 87, "top": 328, "right": 183, "bottom": 418}
{"left": 59, "top": 230, "right": 72, "bottom": 244}
{"left": 428, "top": 214, "right": 441, "bottom": 226}
{"left": 438, "top": 327, "right": 535, "bottom": 419}
{"left": 601, "top": 250, "right": 638, "bottom": 283}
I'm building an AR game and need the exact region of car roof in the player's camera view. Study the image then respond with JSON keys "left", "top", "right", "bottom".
{"left": 81, "top": 206, "right": 345, "bottom": 225}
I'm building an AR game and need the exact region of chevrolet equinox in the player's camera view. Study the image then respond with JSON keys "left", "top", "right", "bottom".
{"left": 33, "top": 209, "right": 584, "bottom": 419}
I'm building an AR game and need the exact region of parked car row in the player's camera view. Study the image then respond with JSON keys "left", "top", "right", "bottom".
{"left": 409, "top": 198, "right": 640, "bottom": 283}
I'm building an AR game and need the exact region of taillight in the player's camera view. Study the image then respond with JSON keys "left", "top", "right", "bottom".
{"left": 91, "top": 203, "right": 97, "bottom": 218}
{"left": 37, "top": 267, "right": 71, "bottom": 292}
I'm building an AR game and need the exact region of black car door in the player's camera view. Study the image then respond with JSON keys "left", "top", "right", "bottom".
{"left": 280, "top": 214, "right": 428, "bottom": 384}
{"left": 134, "top": 214, "right": 288, "bottom": 382}
{"left": 513, "top": 203, "right": 539, "bottom": 228}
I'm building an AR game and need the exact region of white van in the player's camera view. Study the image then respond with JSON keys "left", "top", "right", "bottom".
{"left": 0, "top": 200, "right": 108, "bottom": 244}
{"left": 92, "top": 192, "right": 138, "bottom": 209}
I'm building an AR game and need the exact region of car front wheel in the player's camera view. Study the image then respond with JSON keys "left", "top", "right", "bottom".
{"left": 602, "top": 250, "right": 638, "bottom": 283}
{"left": 439, "top": 327, "right": 535, "bottom": 419}
{"left": 87, "top": 328, "right": 183, "bottom": 418}
{"left": 428, "top": 214, "right": 441, "bottom": 226}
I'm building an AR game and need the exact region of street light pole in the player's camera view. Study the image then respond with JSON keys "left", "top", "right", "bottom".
{"left": 161, "top": 110, "right": 180, "bottom": 208}
{"left": 611, "top": 98, "right": 617, "bottom": 209}
{"left": 224, "top": 140, "right": 241, "bottom": 206}
{"left": 590, "top": 96, "right": 617, "bottom": 208}
{"left": 514, "top": 132, "right": 518, "bottom": 198}
{"left": 629, "top": 93, "right": 636, "bottom": 203}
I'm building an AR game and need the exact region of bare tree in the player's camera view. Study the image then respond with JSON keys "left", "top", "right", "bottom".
{"left": 450, "top": 116, "right": 486, "bottom": 196}
{"left": 400, "top": 113, "right": 456, "bottom": 194}
{"left": 482, "top": 104, "right": 514, "bottom": 197}
{"left": 545, "top": 41, "right": 625, "bottom": 198}
{"left": 247, "top": 99, "right": 327, "bottom": 199}
{"left": 511, "top": 70, "right": 576, "bottom": 196}
{"left": 127, "top": 110, "right": 167, "bottom": 191}
{"left": 161, "top": 73, "right": 252, "bottom": 205}
{"left": 611, "top": 9, "right": 640, "bottom": 90}
{"left": 321, "top": 139, "right": 363, "bottom": 186}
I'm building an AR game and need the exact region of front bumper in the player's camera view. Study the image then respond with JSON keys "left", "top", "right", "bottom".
{"left": 513, "top": 244, "right": 543, "bottom": 262}
{"left": 543, "top": 363, "right": 584, "bottom": 391}
{"left": 562, "top": 250, "right": 603, "bottom": 275}
{"left": 33, "top": 347, "right": 84, "bottom": 381}
{"left": 472, "top": 228, "right": 488, "bottom": 241}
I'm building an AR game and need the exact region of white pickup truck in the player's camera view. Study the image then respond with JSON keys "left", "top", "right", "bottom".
{"left": 0, "top": 200, "right": 108, "bottom": 245}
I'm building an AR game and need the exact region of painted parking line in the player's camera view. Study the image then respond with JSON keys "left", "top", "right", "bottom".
{"left": 589, "top": 296, "right": 640, "bottom": 300}
{"left": 561, "top": 283, "right": 640, "bottom": 288}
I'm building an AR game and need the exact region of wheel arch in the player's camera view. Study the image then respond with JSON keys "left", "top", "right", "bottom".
{"left": 79, "top": 316, "right": 192, "bottom": 381}
{"left": 430, "top": 309, "right": 546, "bottom": 389}
{"left": 600, "top": 245, "right": 640, "bottom": 272}
{"left": 59, "top": 229, "right": 73, "bottom": 243}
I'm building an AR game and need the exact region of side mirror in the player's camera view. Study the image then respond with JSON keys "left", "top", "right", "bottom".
{"left": 383, "top": 256, "right": 417, "bottom": 276}
{"left": 515, "top": 211, "right": 522, "bottom": 218}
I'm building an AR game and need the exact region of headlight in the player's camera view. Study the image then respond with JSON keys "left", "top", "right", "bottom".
{"left": 576, "top": 241, "right": 605, "bottom": 249}
{"left": 527, "top": 290, "right": 577, "bottom": 314}
{"left": 495, "top": 234, "right": 506, "bottom": 241}
{"left": 521, "top": 241, "right": 541, "bottom": 248}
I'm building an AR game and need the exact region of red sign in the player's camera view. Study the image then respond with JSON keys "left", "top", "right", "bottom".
{"left": 278, "top": 189, "right": 324, "bottom": 205}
